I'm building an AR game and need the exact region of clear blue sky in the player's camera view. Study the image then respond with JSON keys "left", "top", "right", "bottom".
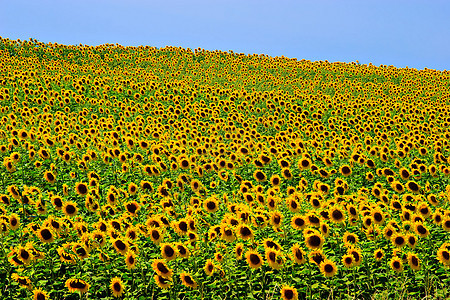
{"left": 1, "top": 0, "right": 449, "bottom": 71}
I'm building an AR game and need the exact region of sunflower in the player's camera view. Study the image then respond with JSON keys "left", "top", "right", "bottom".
{"left": 329, "top": 206, "right": 345, "bottom": 223}
{"left": 390, "top": 257, "right": 403, "bottom": 273}
{"left": 291, "top": 215, "right": 307, "bottom": 231}
{"left": 305, "top": 231, "right": 324, "bottom": 250}
{"left": 253, "top": 170, "right": 267, "bottom": 182}
{"left": 391, "top": 181, "right": 405, "bottom": 193}
{"left": 176, "top": 242, "right": 190, "bottom": 259}
{"left": 362, "top": 215, "right": 373, "bottom": 228}
{"left": 442, "top": 216, "right": 450, "bottom": 232}
{"left": 8, "top": 213, "right": 20, "bottom": 230}
{"left": 413, "top": 222, "right": 429, "bottom": 238}
{"left": 154, "top": 274, "right": 172, "bottom": 289}
{"left": 405, "top": 180, "right": 420, "bottom": 193}
{"left": 152, "top": 259, "right": 173, "bottom": 278}
{"left": 417, "top": 202, "right": 431, "bottom": 219}
{"left": 235, "top": 243, "right": 244, "bottom": 260}
{"left": 383, "top": 225, "right": 395, "bottom": 240}
{"left": 204, "top": 259, "right": 215, "bottom": 276}
{"left": 320, "top": 259, "right": 338, "bottom": 277}
{"left": 391, "top": 232, "right": 406, "bottom": 248}
{"left": 339, "top": 164, "right": 352, "bottom": 176}
{"left": 62, "top": 201, "right": 78, "bottom": 217}
{"left": 112, "top": 238, "right": 129, "bottom": 255}
{"left": 7, "top": 185, "right": 21, "bottom": 200}
{"left": 286, "top": 197, "right": 301, "bottom": 213}
{"left": 72, "top": 243, "right": 89, "bottom": 260}
{"left": 110, "top": 277, "right": 125, "bottom": 298}
{"left": 203, "top": 197, "right": 219, "bottom": 213}
{"left": 236, "top": 224, "right": 254, "bottom": 240}
{"left": 281, "top": 285, "right": 298, "bottom": 300}
{"left": 342, "top": 254, "right": 354, "bottom": 268}
{"left": 245, "top": 250, "right": 263, "bottom": 269}
{"left": 75, "top": 182, "right": 88, "bottom": 196}
{"left": 374, "top": 249, "right": 384, "bottom": 261}
{"left": 253, "top": 213, "right": 268, "bottom": 228}
{"left": 270, "top": 174, "right": 281, "bottom": 187}
{"left": 149, "top": 228, "right": 163, "bottom": 244}
{"left": 291, "top": 243, "right": 306, "bottom": 264}
{"left": 220, "top": 224, "right": 236, "bottom": 242}
{"left": 125, "top": 201, "right": 139, "bottom": 216}
{"left": 347, "top": 247, "right": 362, "bottom": 267}
{"left": 125, "top": 250, "right": 137, "bottom": 270}
{"left": 281, "top": 168, "right": 293, "bottom": 180}
{"left": 298, "top": 157, "right": 311, "bottom": 170}
{"left": 32, "top": 288, "right": 49, "bottom": 300}
{"left": 371, "top": 208, "right": 385, "bottom": 225}
{"left": 37, "top": 228, "right": 54, "bottom": 243}
{"left": 160, "top": 243, "right": 177, "bottom": 261}
{"left": 65, "top": 278, "right": 90, "bottom": 293}
{"left": 180, "top": 272, "right": 198, "bottom": 289}
{"left": 17, "top": 246, "right": 32, "bottom": 265}
{"left": 309, "top": 249, "right": 326, "bottom": 266}
{"left": 342, "top": 232, "right": 359, "bottom": 247}
{"left": 270, "top": 210, "right": 283, "bottom": 228}
{"left": 11, "top": 273, "right": 32, "bottom": 289}
{"left": 306, "top": 212, "right": 321, "bottom": 227}
{"left": 91, "top": 231, "right": 106, "bottom": 248}
{"left": 173, "top": 219, "right": 189, "bottom": 236}
{"left": 437, "top": 247, "right": 450, "bottom": 266}
{"left": 407, "top": 252, "right": 421, "bottom": 271}
{"left": 265, "top": 248, "right": 283, "bottom": 270}
{"left": 43, "top": 171, "right": 56, "bottom": 184}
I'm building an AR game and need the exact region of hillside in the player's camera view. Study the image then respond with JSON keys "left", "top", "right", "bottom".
{"left": 0, "top": 37, "right": 449, "bottom": 299}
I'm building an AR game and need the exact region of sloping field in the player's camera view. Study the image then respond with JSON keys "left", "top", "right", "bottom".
{"left": 0, "top": 38, "right": 449, "bottom": 299}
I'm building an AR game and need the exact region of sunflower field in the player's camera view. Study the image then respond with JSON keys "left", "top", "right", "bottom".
{"left": 0, "top": 37, "right": 449, "bottom": 300}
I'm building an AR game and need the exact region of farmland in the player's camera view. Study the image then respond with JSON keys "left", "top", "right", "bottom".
{"left": 0, "top": 37, "right": 449, "bottom": 299}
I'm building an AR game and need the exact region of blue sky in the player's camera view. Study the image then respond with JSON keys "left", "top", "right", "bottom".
{"left": 1, "top": 0, "right": 449, "bottom": 70}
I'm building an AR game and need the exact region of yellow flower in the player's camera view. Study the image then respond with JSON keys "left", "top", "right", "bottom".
{"left": 245, "top": 249, "right": 263, "bottom": 269}
{"left": 320, "top": 259, "right": 338, "bottom": 277}
{"left": 110, "top": 277, "right": 125, "bottom": 297}
{"left": 180, "top": 272, "right": 197, "bottom": 289}
{"left": 281, "top": 285, "right": 298, "bottom": 300}
{"left": 65, "top": 278, "right": 90, "bottom": 293}
{"left": 125, "top": 250, "right": 137, "bottom": 269}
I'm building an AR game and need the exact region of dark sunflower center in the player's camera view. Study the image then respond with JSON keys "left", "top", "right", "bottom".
{"left": 442, "top": 251, "right": 450, "bottom": 260}
{"left": 78, "top": 184, "right": 87, "bottom": 194}
{"left": 126, "top": 203, "right": 137, "bottom": 214}
{"left": 115, "top": 240, "right": 126, "bottom": 250}
{"left": 206, "top": 201, "right": 216, "bottom": 210}
{"left": 113, "top": 282, "right": 121, "bottom": 291}
{"left": 250, "top": 254, "right": 261, "bottom": 265}
{"left": 36, "top": 292, "right": 45, "bottom": 300}
{"left": 295, "top": 218, "right": 304, "bottom": 227}
{"left": 374, "top": 213, "right": 382, "bottom": 222}
{"left": 324, "top": 264, "right": 334, "bottom": 273}
{"left": 20, "top": 250, "right": 29, "bottom": 260}
{"left": 66, "top": 205, "right": 76, "bottom": 214}
{"left": 164, "top": 246, "right": 174, "bottom": 257}
{"left": 241, "top": 226, "right": 251, "bottom": 236}
{"left": 332, "top": 210, "right": 343, "bottom": 220}
{"left": 41, "top": 229, "right": 52, "bottom": 240}
{"left": 417, "top": 225, "right": 427, "bottom": 234}
{"left": 309, "top": 235, "right": 321, "bottom": 247}
{"left": 284, "top": 289, "right": 294, "bottom": 299}
{"left": 268, "top": 252, "right": 276, "bottom": 261}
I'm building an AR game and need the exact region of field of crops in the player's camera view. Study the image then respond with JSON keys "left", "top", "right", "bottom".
{"left": 0, "top": 37, "right": 449, "bottom": 300}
